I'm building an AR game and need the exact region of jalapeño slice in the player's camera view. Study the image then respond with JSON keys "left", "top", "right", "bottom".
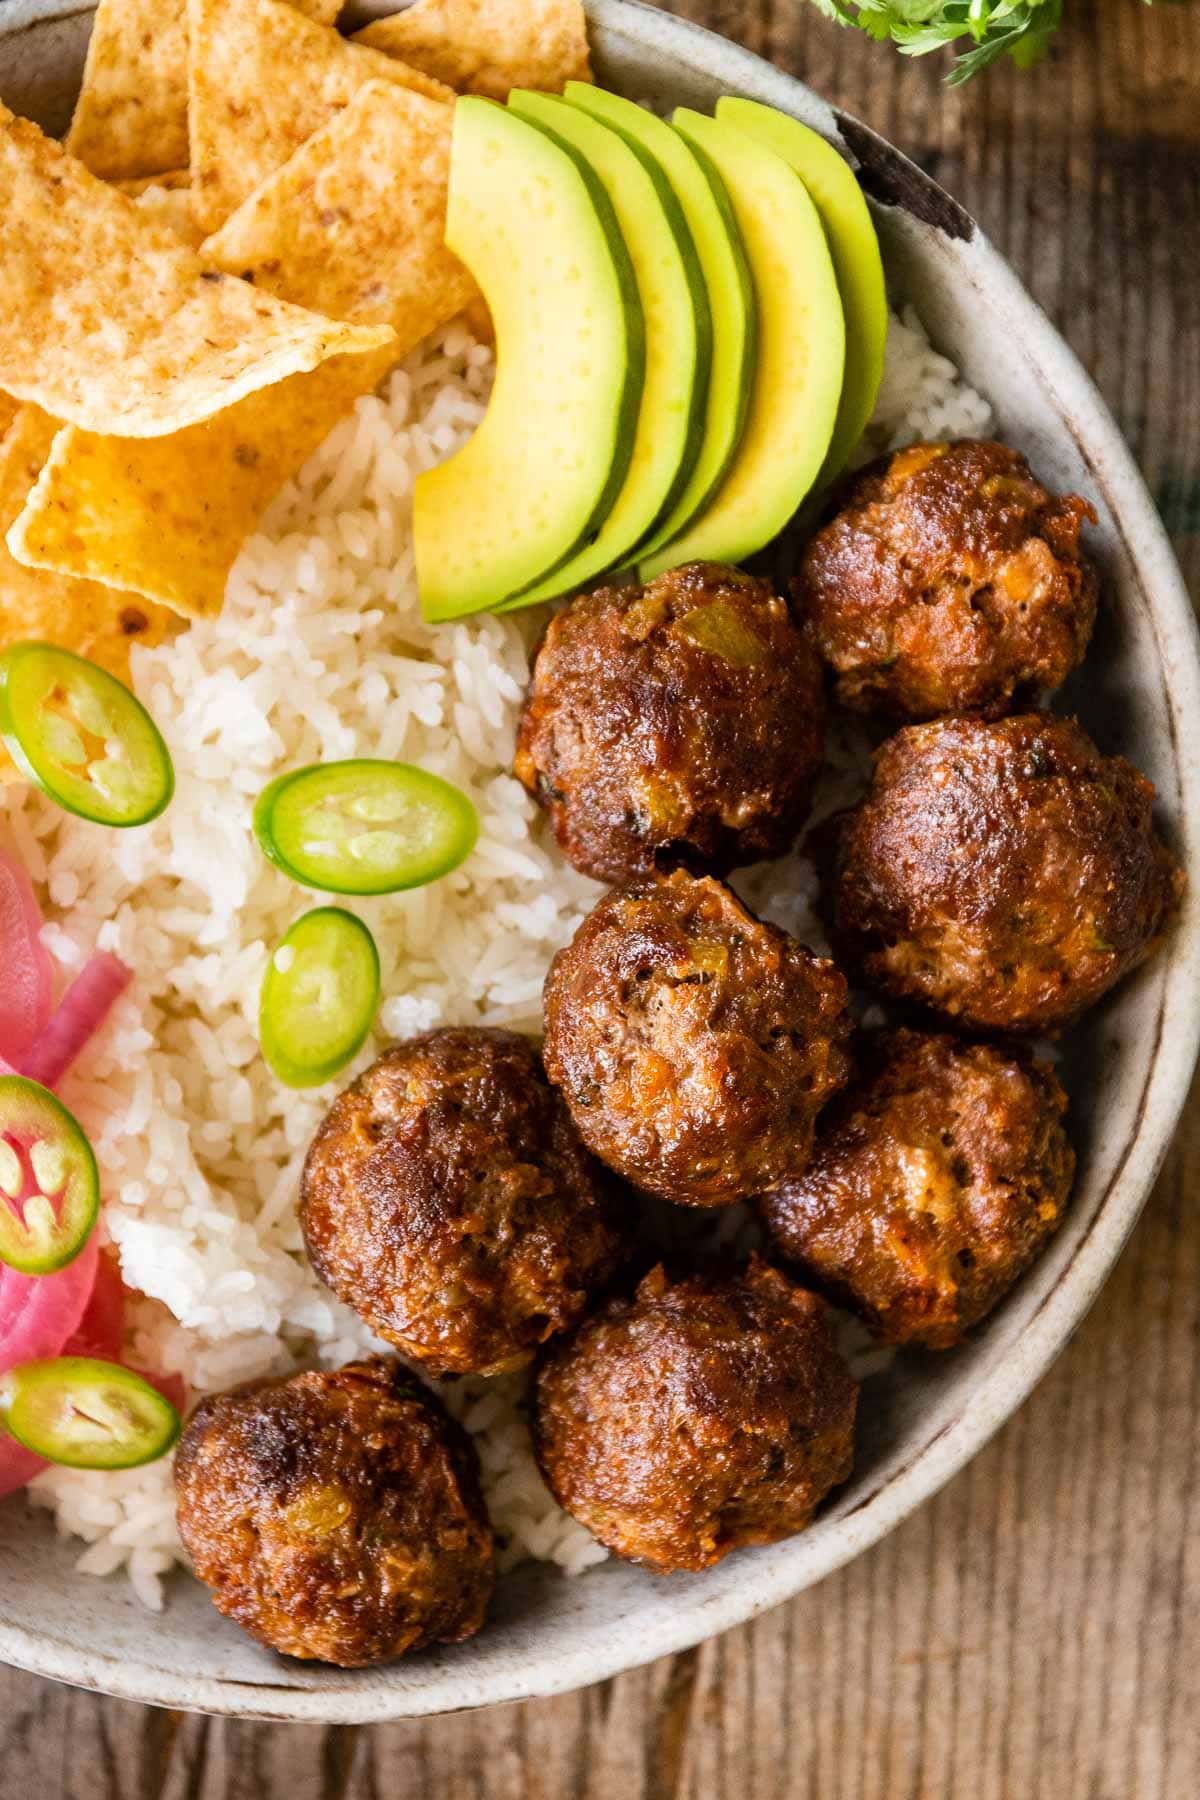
{"left": 0, "top": 1356, "right": 181, "bottom": 1470}
{"left": 0, "top": 1076, "right": 100, "bottom": 1274}
{"left": 260, "top": 908, "right": 381, "bottom": 1089}
{"left": 253, "top": 760, "right": 478, "bottom": 896}
{"left": 0, "top": 643, "right": 174, "bottom": 829}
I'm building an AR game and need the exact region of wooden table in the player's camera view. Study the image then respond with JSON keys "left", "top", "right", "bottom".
{"left": 3, "top": 0, "right": 1199, "bottom": 1792}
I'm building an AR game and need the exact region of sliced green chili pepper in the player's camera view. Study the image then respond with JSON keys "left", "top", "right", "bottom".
{"left": 0, "top": 642, "right": 174, "bottom": 828}
{"left": 0, "top": 1356, "right": 180, "bottom": 1469}
{"left": 260, "top": 908, "right": 381, "bottom": 1088}
{"left": 0, "top": 1076, "right": 99, "bottom": 1274}
{"left": 253, "top": 759, "right": 478, "bottom": 896}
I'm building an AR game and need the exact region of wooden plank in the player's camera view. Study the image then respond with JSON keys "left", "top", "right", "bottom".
{"left": 1, "top": 0, "right": 1198, "bottom": 1793}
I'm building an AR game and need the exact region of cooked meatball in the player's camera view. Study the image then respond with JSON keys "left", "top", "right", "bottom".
{"left": 174, "top": 1360, "right": 494, "bottom": 1667}
{"left": 759, "top": 1028, "right": 1075, "bottom": 1348}
{"left": 543, "top": 870, "right": 852, "bottom": 1207}
{"left": 300, "top": 1029, "right": 632, "bottom": 1376}
{"left": 535, "top": 1259, "right": 857, "bottom": 1572}
{"left": 796, "top": 440, "right": 1097, "bottom": 720}
{"left": 514, "top": 561, "right": 825, "bottom": 884}
{"left": 829, "top": 712, "right": 1183, "bottom": 1031}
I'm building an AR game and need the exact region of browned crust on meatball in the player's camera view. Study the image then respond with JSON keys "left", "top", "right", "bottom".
{"left": 514, "top": 562, "right": 826, "bottom": 884}
{"left": 829, "top": 712, "right": 1184, "bottom": 1032}
{"left": 796, "top": 441, "right": 1098, "bottom": 721}
{"left": 534, "top": 1258, "right": 858, "bottom": 1573}
{"left": 300, "top": 1029, "right": 632, "bottom": 1376}
{"left": 542, "top": 871, "right": 852, "bottom": 1207}
{"left": 759, "top": 1028, "right": 1075, "bottom": 1348}
{"left": 174, "top": 1360, "right": 495, "bottom": 1667}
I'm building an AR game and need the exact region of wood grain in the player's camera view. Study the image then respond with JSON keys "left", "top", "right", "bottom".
{"left": 2, "top": 0, "right": 1198, "bottom": 1793}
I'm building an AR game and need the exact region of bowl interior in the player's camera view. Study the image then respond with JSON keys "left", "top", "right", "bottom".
{"left": 0, "top": 0, "right": 1197, "bottom": 1722}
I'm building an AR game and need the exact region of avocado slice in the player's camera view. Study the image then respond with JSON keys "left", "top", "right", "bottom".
{"left": 415, "top": 98, "right": 644, "bottom": 621}
{"left": 638, "top": 111, "right": 845, "bottom": 582}
{"left": 717, "top": 98, "right": 886, "bottom": 487}
{"left": 503, "top": 90, "right": 711, "bottom": 607}
{"left": 564, "top": 82, "right": 757, "bottom": 562}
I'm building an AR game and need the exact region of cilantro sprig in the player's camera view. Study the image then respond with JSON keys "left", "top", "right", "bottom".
{"left": 806, "top": 0, "right": 1168, "bottom": 84}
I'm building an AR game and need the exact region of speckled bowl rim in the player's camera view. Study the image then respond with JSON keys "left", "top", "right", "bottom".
{"left": 0, "top": 0, "right": 1198, "bottom": 1722}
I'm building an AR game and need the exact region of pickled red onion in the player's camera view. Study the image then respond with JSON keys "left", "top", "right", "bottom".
{"left": 56, "top": 1257, "right": 187, "bottom": 1414}
{"left": 0, "top": 867, "right": 153, "bottom": 1493}
{"left": 0, "top": 1229, "right": 99, "bottom": 1374}
{"left": 0, "top": 1435, "right": 45, "bottom": 1497}
{"left": 138, "top": 1368, "right": 187, "bottom": 1415}
{"left": 0, "top": 1255, "right": 189, "bottom": 1494}
{"left": 20, "top": 952, "right": 132, "bottom": 1090}
{"left": 62, "top": 1250, "right": 124, "bottom": 1364}
{"left": 0, "top": 1236, "right": 100, "bottom": 1490}
{"left": 0, "top": 851, "right": 53, "bottom": 1068}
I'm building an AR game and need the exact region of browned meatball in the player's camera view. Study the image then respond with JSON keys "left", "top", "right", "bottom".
{"left": 829, "top": 713, "right": 1183, "bottom": 1031}
{"left": 300, "top": 1029, "right": 632, "bottom": 1376}
{"left": 174, "top": 1360, "right": 494, "bottom": 1667}
{"left": 759, "top": 1029, "right": 1075, "bottom": 1348}
{"left": 796, "top": 440, "right": 1097, "bottom": 720}
{"left": 535, "top": 1259, "right": 857, "bottom": 1572}
{"left": 542, "top": 871, "right": 852, "bottom": 1207}
{"left": 514, "top": 562, "right": 825, "bottom": 884}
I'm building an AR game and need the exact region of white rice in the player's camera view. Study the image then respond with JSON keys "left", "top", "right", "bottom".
{"left": 1, "top": 304, "right": 989, "bottom": 1611}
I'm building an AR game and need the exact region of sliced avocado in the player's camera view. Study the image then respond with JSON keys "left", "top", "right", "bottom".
{"left": 503, "top": 89, "right": 710, "bottom": 607}
{"left": 717, "top": 98, "right": 886, "bottom": 487}
{"left": 639, "top": 111, "right": 844, "bottom": 581}
{"left": 415, "top": 98, "right": 644, "bottom": 621}
{"left": 564, "top": 82, "right": 757, "bottom": 561}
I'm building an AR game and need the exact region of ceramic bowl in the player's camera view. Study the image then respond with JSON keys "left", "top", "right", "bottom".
{"left": 0, "top": 0, "right": 1197, "bottom": 1723}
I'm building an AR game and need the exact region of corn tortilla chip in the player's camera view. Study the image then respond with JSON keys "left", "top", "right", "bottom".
{"left": 189, "top": 0, "right": 453, "bottom": 234}
{"left": 0, "top": 107, "right": 393, "bottom": 437}
{"left": 65, "top": 0, "right": 342, "bottom": 183}
{"left": 354, "top": 0, "right": 591, "bottom": 101}
{"left": 460, "top": 294, "right": 495, "bottom": 345}
{"left": 11, "top": 114, "right": 410, "bottom": 622}
{"left": 0, "top": 407, "right": 172, "bottom": 666}
{"left": 9, "top": 51, "right": 466, "bottom": 622}
{"left": 0, "top": 405, "right": 173, "bottom": 781}
{"left": 8, "top": 350, "right": 395, "bottom": 621}
{"left": 116, "top": 168, "right": 191, "bottom": 193}
{"left": 120, "top": 171, "right": 206, "bottom": 249}
{"left": 204, "top": 83, "right": 476, "bottom": 351}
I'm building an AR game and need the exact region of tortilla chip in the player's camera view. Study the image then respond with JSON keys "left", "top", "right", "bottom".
{"left": 460, "top": 295, "right": 494, "bottom": 344}
{"left": 0, "top": 404, "right": 174, "bottom": 782}
{"left": 116, "top": 168, "right": 191, "bottom": 193}
{"left": 354, "top": 0, "right": 591, "bottom": 101}
{"left": 9, "top": 56, "right": 467, "bottom": 622}
{"left": 0, "top": 406, "right": 172, "bottom": 666}
{"left": 65, "top": 0, "right": 191, "bottom": 179}
{"left": 189, "top": 0, "right": 454, "bottom": 234}
{"left": 8, "top": 351, "right": 395, "bottom": 621}
{"left": 204, "top": 83, "right": 476, "bottom": 352}
{"left": 119, "top": 171, "right": 206, "bottom": 249}
{"left": 0, "top": 107, "right": 393, "bottom": 437}
{"left": 65, "top": 0, "right": 341, "bottom": 183}
{"left": 0, "top": 392, "right": 17, "bottom": 443}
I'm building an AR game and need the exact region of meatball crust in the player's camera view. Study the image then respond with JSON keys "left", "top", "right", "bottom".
{"left": 796, "top": 440, "right": 1098, "bottom": 721}
{"left": 759, "top": 1029, "right": 1075, "bottom": 1348}
{"left": 300, "top": 1029, "right": 632, "bottom": 1376}
{"left": 514, "top": 562, "right": 825, "bottom": 884}
{"left": 535, "top": 1259, "right": 858, "bottom": 1572}
{"left": 829, "top": 712, "right": 1183, "bottom": 1032}
{"left": 174, "top": 1360, "right": 494, "bottom": 1667}
{"left": 542, "top": 871, "right": 852, "bottom": 1207}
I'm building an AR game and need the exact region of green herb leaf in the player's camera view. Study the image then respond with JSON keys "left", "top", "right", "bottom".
{"left": 805, "top": 0, "right": 1180, "bottom": 82}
